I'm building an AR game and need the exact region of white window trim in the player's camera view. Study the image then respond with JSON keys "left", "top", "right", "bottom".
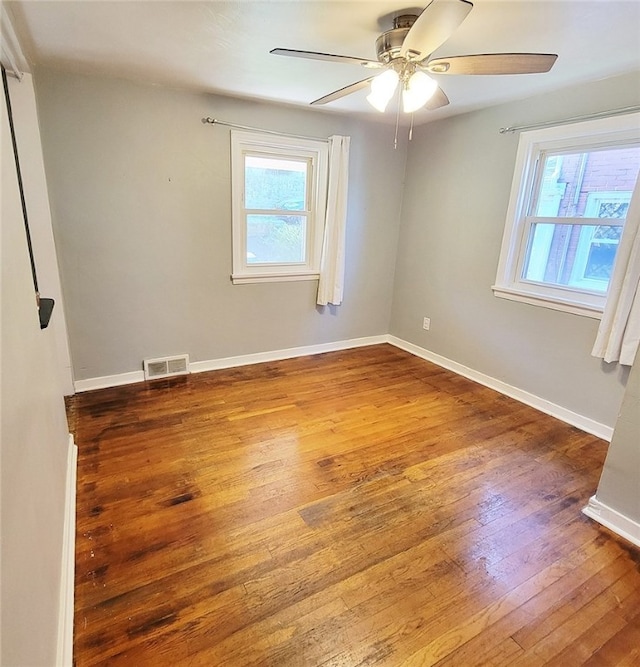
{"left": 493, "top": 112, "right": 640, "bottom": 319}
{"left": 230, "top": 130, "right": 328, "bottom": 285}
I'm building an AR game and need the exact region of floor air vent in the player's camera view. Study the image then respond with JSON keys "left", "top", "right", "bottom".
{"left": 143, "top": 354, "right": 190, "bottom": 380}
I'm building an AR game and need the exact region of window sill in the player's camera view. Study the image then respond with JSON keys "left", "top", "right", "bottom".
{"left": 231, "top": 272, "right": 320, "bottom": 285}
{"left": 492, "top": 285, "right": 603, "bottom": 319}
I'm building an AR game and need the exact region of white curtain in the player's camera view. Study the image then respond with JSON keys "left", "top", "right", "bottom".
{"left": 317, "top": 135, "right": 350, "bottom": 306}
{"left": 592, "top": 176, "right": 640, "bottom": 365}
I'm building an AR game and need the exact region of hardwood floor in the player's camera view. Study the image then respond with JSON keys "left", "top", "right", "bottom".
{"left": 68, "top": 344, "right": 640, "bottom": 666}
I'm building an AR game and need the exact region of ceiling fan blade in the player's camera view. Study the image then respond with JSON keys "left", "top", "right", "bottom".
{"left": 426, "top": 53, "right": 558, "bottom": 75}
{"left": 270, "top": 48, "right": 381, "bottom": 68}
{"left": 311, "top": 77, "right": 375, "bottom": 105}
{"left": 400, "top": 0, "right": 473, "bottom": 62}
{"left": 425, "top": 86, "right": 450, "bottom": 110}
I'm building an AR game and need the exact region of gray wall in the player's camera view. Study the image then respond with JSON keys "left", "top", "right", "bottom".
{"left": 34, "top": 66, "right": 640, "bottom": 429}
{"left": 390, "top": 71, "right": 640, "bottom": 429}
{"left": 35, "top": 68, "right": 407, "bottom": 381}
{"left": 1, "top": 72, "right": 70, "bottom": 667}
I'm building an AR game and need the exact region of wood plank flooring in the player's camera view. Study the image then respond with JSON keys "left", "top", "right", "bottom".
{"left": 67, "top": 344, "right": 640, "bottom": 666}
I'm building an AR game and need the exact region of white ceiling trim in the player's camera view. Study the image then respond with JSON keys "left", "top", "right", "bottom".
{"left": 1, "top": 4, "right": 29, "bottom": 80}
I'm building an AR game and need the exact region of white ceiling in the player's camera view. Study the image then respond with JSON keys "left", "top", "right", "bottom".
{"left": 6, "top": 0, "right": 640, "bottom": 125}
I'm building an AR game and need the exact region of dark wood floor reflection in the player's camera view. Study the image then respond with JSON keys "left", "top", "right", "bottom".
{"left": 68, "top": 344, "right": 640, "bottom": 666}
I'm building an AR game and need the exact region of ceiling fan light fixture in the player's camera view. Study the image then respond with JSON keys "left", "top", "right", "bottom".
{"left": 366, "top": 91, "right": 391, "bottom": 112}
{"left": 402, "top": 71, "right": 438, "bottom": 113}
{"left": 272, "top": 0, "right": 558, "bottom": 115}
{"left": 366, "top": 69, "right": 399, "bottom": 112}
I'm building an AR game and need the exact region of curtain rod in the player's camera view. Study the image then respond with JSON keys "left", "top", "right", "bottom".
{"left": 201, "top": 117, "right": 328, "bottom": 143}
{"left": 499, "top": 106, "right": 640, "bottom": 134}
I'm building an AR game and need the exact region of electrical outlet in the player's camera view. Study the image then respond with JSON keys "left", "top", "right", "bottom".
{"left": 423, "top": 317, "right": 431, "bottom": 330}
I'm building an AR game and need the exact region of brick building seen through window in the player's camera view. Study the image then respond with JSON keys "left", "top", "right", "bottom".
{"left": 525, "top": 146, "right": 640, "bottom": 294}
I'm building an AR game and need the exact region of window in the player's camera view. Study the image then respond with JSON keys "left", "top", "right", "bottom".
{"left": 493, "top": 113, "right": 640, "bottom": 317}
{"left": 231, "top": 130, "right": 328, "bottom": 284}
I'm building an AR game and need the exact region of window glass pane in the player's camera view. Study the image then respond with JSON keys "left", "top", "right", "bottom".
{"left": 246, "top": 214, "right": 307, "bottom": 264}
{"left": 584, "top": 226, "right": 621, "bottom": 281}
{"left": 245, "top": 155, "right": 308, "bottom": 210}
{"left": 534, "top": 146, "right": 640, "bottom": 217}
{"left": 523, "top": 222, "right": 621, "bottom": 293}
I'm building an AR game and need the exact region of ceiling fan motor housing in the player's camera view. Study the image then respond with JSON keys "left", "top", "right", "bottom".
{"left": 375, "top": 14, "right": 418, "bottom": 64}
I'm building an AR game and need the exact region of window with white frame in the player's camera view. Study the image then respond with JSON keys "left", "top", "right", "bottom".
{"left": 493, "top": 113, "right": 640, "bottom": 318}
{"left": 230, "top": 130, "right": 328, "bottom": 284}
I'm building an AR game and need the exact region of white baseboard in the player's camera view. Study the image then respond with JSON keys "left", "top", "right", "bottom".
{"left": 72, "top": 334, "right": 613, "bottom": 442}
{"left": 57, "top": 435, "right": 78, "bottom": 667}
{"left": 189, "top": 335, "right": 388, "bottom": 373}
{"left": 74, "top": 370, "right": 144, "bottom": 393}
{"left": 73, "top": 336, "right": 388, "bottom": 393}
{"left": 387, "top": 335, "right": 613, "bottom": 442}
{"left": 583, "top": 496, "right": 640, "bottom": 548}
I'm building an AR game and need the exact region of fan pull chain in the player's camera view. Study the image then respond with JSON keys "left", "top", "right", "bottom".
{"left": 394, "top": 85, "right": 401, "bottom": 150}
{"left": 409, "top": 113, "right": 414, "bottom": 141}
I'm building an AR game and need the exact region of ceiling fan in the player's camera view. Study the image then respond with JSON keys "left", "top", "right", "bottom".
{"left": 271, "top": 0, "right": 557, "bottom": 114}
